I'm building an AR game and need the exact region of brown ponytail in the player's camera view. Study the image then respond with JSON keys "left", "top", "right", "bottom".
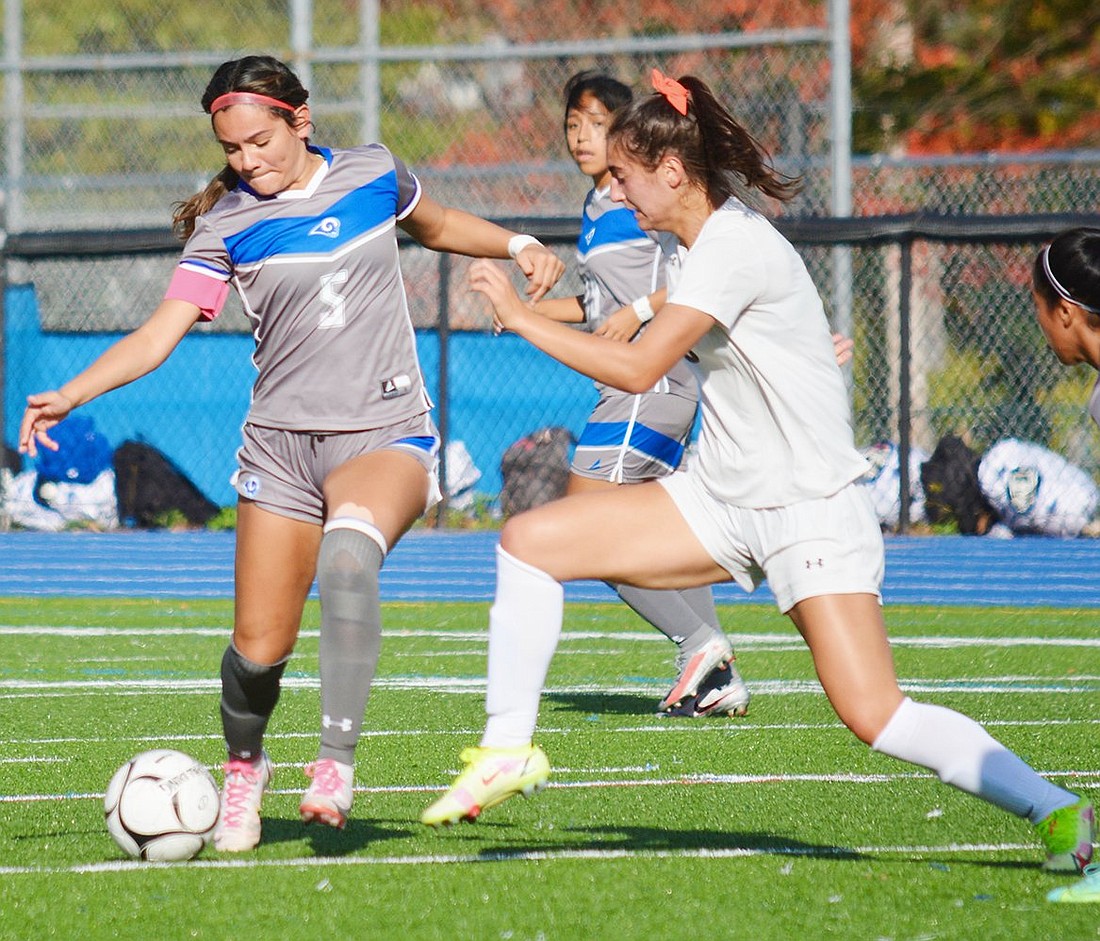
{"left": 609, "top": 72, "right": 801, "bottom": 210}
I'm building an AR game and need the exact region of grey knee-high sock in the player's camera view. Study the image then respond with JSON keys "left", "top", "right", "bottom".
{"left": 611, "top": 583, "right": 726, "bottom": 652}
{"left": 220, "top": 643, "right": 288, "bottom": 762}
{"left": 677, "top": 585, "right": 723, "bottom": 633}
{"left": 317, "top": 524, "right": 385, "bottom": 765}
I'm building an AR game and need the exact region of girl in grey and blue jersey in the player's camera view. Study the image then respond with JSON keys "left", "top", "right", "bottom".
{"left": 528, "top": 71, "right": 749, "bottom": 720}
{"left": 19, "top": 54, "right": 565, "bottom": 852}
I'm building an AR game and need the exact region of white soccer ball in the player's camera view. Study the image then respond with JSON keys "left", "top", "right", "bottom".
{"left": 104, "top": 749, "right": 220, "bottom": 862}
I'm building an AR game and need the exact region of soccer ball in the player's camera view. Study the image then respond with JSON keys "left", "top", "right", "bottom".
{"left": 104, "top": 749, "right": 220, "bottom": 861}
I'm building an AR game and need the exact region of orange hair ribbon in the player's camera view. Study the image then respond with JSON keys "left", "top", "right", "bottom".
{"left": 650, "top": 68, "right": 689, "bottom": 115}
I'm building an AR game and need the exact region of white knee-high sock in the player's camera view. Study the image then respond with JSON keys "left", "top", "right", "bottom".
{"left": 481, "top": 546, "right": 564, "bottom": 749}
{"left": 872, "top": 697, "right": 1077, "bottom": 823}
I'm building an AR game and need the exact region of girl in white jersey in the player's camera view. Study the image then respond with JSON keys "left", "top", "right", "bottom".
{"left": 1032, "top": 227, "right": 1100, "bottom": 431}
{"left": 18, "top": 55, "right": 564, "bottom": 853}
{"left": 420, "top": 70, "right": 1094, "bottom": 880}
{"left": 530, "top": 70, "right": 749, "bottom": 718}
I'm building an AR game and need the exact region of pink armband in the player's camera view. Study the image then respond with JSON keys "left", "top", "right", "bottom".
{"left": 164, "top": 266, "right": 231, "bottom": 320}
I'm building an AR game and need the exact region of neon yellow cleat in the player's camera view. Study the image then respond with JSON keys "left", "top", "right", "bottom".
{"left": 1048, "top": 864, "right": 1100, "bottom": 903}
{"left": 1035, "top": 797, "right": 1095, "bottom": 873}
{"left": 421, "top": 745, "right": 550, "bottom": 827}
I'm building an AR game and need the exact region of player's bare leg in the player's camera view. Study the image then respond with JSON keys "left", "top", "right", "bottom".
{"left": 566, "top": 474, "right": 746, "bottom": 716}
{"left": 792, "top": 594, "right": 1091, "bottom": 869}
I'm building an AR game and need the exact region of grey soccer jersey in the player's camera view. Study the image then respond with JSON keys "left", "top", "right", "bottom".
{"left": 169, "top": 144, "right": 432, "bottom": 431}
{"left": 576, "top": 185, "right": 695, "bottom": 398}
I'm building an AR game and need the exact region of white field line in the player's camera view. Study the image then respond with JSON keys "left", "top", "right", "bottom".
{"left": 0, "top": 840, "right": 1078, "bottom": 876}
{"left": 0, "top": 756, "right": 66, "bottom": 764}
{"left": 2, "top": 624, "right": 1100, "bottom": 650}
{"left": 2, "top": 676, "right": 1099, "bottom": 700}
{"left": 5, "top": 715, "right": 1100, "bottom": 748}
{"left": 7, "top": 768, "right": 1100, "bottom": 805}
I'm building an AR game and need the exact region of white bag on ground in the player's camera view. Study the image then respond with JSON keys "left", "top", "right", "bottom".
{"left": 3, "top": 468, "right": 119, "bottom": 531}
{"left": 858, "top": 441, "right": 929, "bottom": 528}
{"left": 978, "top": 439, "right": 1099, "bottom": 537}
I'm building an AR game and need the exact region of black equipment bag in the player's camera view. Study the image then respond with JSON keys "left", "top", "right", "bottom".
{"left": 113, "top": 440, "right": 219, "bottom": 528}
{"left": 499, "top": 426, "right": 574, "bottom": 517}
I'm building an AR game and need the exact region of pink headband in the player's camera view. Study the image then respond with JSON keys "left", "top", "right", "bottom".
{"left": 208, "top": 92, "right": 298, "bottom": 115}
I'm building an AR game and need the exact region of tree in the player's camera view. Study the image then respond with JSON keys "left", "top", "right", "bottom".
{"left": 852, "top": 0, "right": 1100, "bottom": 153}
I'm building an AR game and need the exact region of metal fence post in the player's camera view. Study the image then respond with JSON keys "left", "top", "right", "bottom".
{"left": 897, "top": 235, "right": 913, "bottom": 533}
{"left": 4, "top": 0, "right": 24, "bottom": 234}
{"left": 360, "top": 0, "right": 381, "bottom": 146}
{"left": 435, "top": 250, "right": 451, "bottom": 526}
{"left": 0, "top": 195, "right": 6, "bottom": 485}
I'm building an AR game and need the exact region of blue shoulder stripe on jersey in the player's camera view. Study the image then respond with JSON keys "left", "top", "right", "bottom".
{"left": 577, "top": 204, "right": 648, "bottom": 255}
{"left": 224, "top": 169, "right": 399, "bottom": 266}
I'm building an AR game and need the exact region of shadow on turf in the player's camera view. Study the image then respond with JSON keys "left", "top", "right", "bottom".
{"left": 257, "top": 816, "right": 415, "bottom": 855}
{"left": 448, "top": 823, "right": 1052, "bottom": 872}
{"left": 544, "top": 691, "right": 665, "bottom": 717}
{"left": 560, "top": 824, "right": 864, "bottom": 861}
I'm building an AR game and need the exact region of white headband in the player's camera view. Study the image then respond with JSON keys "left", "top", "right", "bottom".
{"left": 1042, "top": 244, "right": 1100, "bottom": 314}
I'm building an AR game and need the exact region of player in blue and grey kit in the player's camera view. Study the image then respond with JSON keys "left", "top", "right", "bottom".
{"left": 528, "top": 71, "right": 750, "bottom": 718}
{"left": 19, "top": 55, "right": 565, "bottom": 852}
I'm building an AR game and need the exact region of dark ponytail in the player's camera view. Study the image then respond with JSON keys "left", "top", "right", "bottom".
{"left": 608, "top": 72, "right": 800, "bottom": 209}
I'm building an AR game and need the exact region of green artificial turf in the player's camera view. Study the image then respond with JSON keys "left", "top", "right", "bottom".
{"left": 0, "top": 598, "right": 1097, "bottom": 940}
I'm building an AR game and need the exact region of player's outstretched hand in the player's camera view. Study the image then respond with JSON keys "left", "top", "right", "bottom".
{"left": 593, "top": 305, "right": 644, "bottom": 343}
{"left": 513, "top": 244, "right": 565, "bottom": 303}
{"left": 19, "top": 390, "right": 73, "bottom": 458}
{"left": 469, "top": 259, "right": 533, "bottom": 335}
{"left": 832, "top": 332, "right": 854, "bottom": 367}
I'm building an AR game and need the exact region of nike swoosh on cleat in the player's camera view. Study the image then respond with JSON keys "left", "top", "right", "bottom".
{"left": 479, "top": 766, "right": 517, "bottom": 788}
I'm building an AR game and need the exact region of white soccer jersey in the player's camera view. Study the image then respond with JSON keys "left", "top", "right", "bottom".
{"left": 667, "top": 198, "right": 868, "bottom": 507}
{"left": 166, "top": 144, "right": 432, "bottom": 432}
{"left": 576, "top": 186, "right": 694, "bottom": 398}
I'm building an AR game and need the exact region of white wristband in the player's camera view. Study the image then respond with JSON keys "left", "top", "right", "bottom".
{"left": 632, "top": 295, "right": 656, "bottom": 323}
{"left": 507, "top": 234, "right": 541, "bottom": 260}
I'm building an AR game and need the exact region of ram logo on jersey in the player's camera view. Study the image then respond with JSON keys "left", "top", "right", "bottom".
{"left": 309, "top": 216, "right": 341, "bottom": 238}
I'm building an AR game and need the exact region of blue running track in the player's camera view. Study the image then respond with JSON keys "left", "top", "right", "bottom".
{"left": 0, "top": 530, "right": 1096, "bottom": 606}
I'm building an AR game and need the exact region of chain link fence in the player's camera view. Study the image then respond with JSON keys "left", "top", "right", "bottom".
{"left": 2, "top": 1, "right": 1099, "bottom": 534}
{"left": 5, "top": 0, "right": 834, "bottom": 230}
